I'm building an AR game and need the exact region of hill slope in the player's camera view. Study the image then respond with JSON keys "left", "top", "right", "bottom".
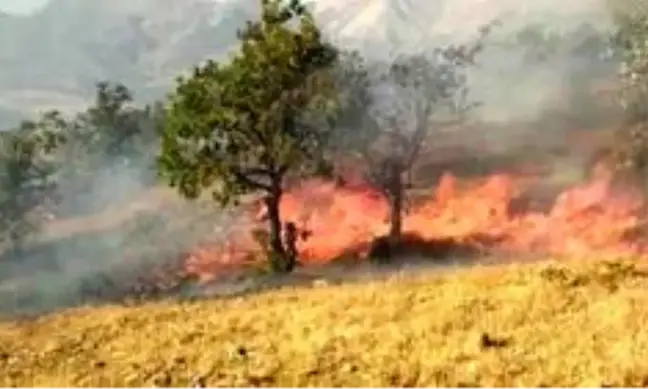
{"left": 2, "top": 258, "right": 648, "bottom": 386}
{"left": 0, "top": 0, "right": 616, "bottom": 127}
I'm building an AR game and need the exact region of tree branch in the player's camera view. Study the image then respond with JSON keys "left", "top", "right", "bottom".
{"left": 402, "top": 103, "right": 432, "bottom": 170}
{"left": 232, "top": 167, "right": 274, "bottom": 192}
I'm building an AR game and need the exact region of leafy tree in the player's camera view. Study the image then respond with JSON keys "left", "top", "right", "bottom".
{"left": 56, "top": 81, "right": 163, "bottom": 216}
{"left": 0, "top": 111, "right": 66, "bottom": 257}
{"left": 338, "top": 25, "right": 495, "bottom": 259}
{"left": 500, "top": 22, "right": 609, "bottom": 64}
{"left": 70, "top": 81, "right": 158, "bottom": 164}
{"left": 514, "top": 23, "right": 562, "bottom": 63}
{"left": 159, "top": 0, "right": 339, "bottom": 273}
{"left": 614, "top": 16, "right": 648, "bottom": 123}
{"left": 605, "top": 15, "right": 648, "bottom": 183}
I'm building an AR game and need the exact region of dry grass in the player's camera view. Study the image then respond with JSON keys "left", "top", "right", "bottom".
{"left": 2, "top": 258, "right": 648, "bottom": 387}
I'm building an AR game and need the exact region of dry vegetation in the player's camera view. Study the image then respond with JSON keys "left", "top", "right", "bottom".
{"left": 2, "top": 258, "right": 648, "bottom": 386}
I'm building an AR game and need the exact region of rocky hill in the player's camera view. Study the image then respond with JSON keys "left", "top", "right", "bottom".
{"left": 0, "top": 0, "right": 619, "bottom": 127}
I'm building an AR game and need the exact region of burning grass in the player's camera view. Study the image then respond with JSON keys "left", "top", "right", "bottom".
{"left": 185, "top": 163, "right": 648, "bottom": 282}
{"left": 3, "top": 258, "right": 648, "bottom": 386}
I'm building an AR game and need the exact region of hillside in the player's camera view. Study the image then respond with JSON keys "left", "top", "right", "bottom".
{"left": 2, "top": 258, "right": 648, "bottom": 386}
{"left": 0, "top": 0, "right": 620, "bottom": 128}
{"left": 0, "top": 0, "right": 250, "bottom": 125}
{"left": 0, "top": 4, "right": 646, "bottom": 384}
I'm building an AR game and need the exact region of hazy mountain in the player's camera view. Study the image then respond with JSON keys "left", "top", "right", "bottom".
{"left": 0, "top": 0, "right": 617, "bottom": 128}
{"left": 0, "top": 0, "right": 253, "bottom": 126}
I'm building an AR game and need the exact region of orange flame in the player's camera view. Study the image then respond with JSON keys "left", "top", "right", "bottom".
{"left": 184, "top": 165, "right": 648, "bottom": 283}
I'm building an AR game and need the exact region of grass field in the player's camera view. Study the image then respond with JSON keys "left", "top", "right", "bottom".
{"left": 2, "top": 258, "right": 648, "bottom": 387}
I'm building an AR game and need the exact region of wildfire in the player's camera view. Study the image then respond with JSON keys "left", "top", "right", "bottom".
{"left": 184, "top": 164, "right": 648, "bottom": 283}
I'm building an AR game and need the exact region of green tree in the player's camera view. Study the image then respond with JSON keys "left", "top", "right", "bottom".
{"left": 614, "top": 16, "right": 648, "bottom": 123}
{"left": 605, "top": 15, "right": 648, "bottom": 183}
{"left": 56, "top": 81, "right": 163, "bottom": 216}
{"left": 70, "top": 81, "right": 158, "bottom": 165}
{"left": 514, "top": 23, "right": 562, "bottom": 63}
{"left": 159, "top": 0, "right": 338, "bottom": 273}
{"left": 0, "top": 111, "right": 66, "bottom": 257}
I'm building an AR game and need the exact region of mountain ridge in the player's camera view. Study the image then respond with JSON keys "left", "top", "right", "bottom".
{"left": 0, "top": 0, "right": 614, "bottom": 127}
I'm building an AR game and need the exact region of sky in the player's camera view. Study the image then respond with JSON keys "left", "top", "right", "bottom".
{"left": 0, "top": 0, "right": 49, "bottom": 14}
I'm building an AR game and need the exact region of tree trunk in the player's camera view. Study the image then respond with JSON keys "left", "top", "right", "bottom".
{"left": 370, "top": 181, "right": 403, "bottom": 264}
{"left": 264, "top": 191, "right": 294, "bottom": 273}
{"left": 385, "top": 161, "right": 404, "bottom": 261}
{"left": 388, "top": 174, "right": 404, "bottom": 246}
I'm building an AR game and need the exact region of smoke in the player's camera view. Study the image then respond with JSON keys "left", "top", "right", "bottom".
{"left": 189, "top": 0, "right": 635, "bottom": 301}
{"left": 321, "top": 0, "right": 626, "bottom": 184}
{"left": 0, "top": 136, "right": 249, "bottom": 318}
{"left": 322, "top": 0, "right": 621, "bottom": 150}
{"left": 183, "top": 1, "right": 634, "bottom": 301}
{"left": 434, "top": 0, "right": 623, "bottom": 186}
{"left": 0, "top": 0, "right": 637, "bottom": 317}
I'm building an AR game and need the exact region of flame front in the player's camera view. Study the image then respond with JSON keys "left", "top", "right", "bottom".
{"left": 185, "top": 166, "right": 648, "bottom": 282}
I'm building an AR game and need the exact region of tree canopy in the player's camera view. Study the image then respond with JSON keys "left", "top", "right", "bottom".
{"left": 329, "top": 24, "right": 495, "bottom": 259}
{"left": 604, "top": 15, "right": 648, "bottom": 183}
{"left": 0, "top": 80, "right": 164, "bottom": 256}
{"left": 159, "top": 0, "right": 340, "bottom": 272}
{"left": 0, "top": 111, "right": 66, "bottom": 256}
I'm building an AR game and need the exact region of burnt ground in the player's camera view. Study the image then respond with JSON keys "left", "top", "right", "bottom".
{"left": 0, "top": 245, "right": 538, "bottom": 321}
{"left": 193, "top": 252, "right": 528, "bottom": 300}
